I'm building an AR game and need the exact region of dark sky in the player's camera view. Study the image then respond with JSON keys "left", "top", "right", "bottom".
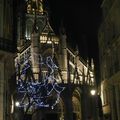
{"left": 47, "top": 0, "right": 102, "bottom": 61}
{"left": 46, "top": 0, "right": 102, "bottom": 82}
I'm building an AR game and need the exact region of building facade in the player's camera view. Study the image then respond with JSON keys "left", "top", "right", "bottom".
{"left": 12, "top": 0, "right": 96, "bottom": 120}
{"left": 0, "top": 0, "right": 16, "bottom": 120}
{"left": 98, "top": 0, "right": 120, "bottom": 119}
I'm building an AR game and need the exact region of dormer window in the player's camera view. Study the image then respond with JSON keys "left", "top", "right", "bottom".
{"left": 40, "top": 34, "right": 59, "bottom": 45}
{"left": 27, "top": 4, "right": 31, "bottom": 13}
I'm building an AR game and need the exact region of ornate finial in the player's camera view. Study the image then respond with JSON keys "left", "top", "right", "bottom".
{"left": 91, "top": 58, "right": 94, "bottom": 70}
{"left": 87, "top": 58, "right": 89, "bottom": 67}
{"left": 32, "top": 4, "right": 38, "bottom": 33}
{"left": 75, "top": 45, "right": 79, "bottom": 56}
{"left": 27, "top": 0, "right": 43, "bottom": 14}
{"left": 59, "top": 20, "right": 66, "bottom": 35}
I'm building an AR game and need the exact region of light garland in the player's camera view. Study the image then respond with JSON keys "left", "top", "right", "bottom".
{"left": 16, "top": 56, "right": 65, "bottom": 111}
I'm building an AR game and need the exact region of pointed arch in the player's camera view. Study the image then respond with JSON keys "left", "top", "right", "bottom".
{"left": 26, "top": 19, "right": 34, "bottom": 40}
{"left": 72, "top": 88, "right": 82, "bottom": 120}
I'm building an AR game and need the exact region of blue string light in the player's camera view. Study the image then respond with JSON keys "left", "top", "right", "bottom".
{"left": 16, "top": 56, "right": 65, "bottom": 110}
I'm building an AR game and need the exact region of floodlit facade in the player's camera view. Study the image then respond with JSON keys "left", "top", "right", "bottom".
{"left": 12, "top": 1, "right": 96, "bottom": 120}
{"left": 98, "top": 0, "right": 120, "bottom": 119}
{"left": 0, "top": 0, "right": 96, "bottom": 120}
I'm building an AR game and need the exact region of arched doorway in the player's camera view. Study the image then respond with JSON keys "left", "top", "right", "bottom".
{"left": 72, "top": 89, "right": 82, "bottom": 120}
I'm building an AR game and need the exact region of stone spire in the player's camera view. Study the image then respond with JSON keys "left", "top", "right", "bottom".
{"left": 91, "top": 58, "right": 94, "bottom": 71}
{"left": 59, "top": 21, "right": 68, "bottom": 83}
{"left": 31, "top": 0, "right": 40, "bottom": 80}
{"left": 27, "top": 0, "right": 43, "bottom": 14}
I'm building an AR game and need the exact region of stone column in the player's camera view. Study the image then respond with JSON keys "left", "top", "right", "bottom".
{"left": 0, "top": 53, "right": 15, "bottom": 120}
{"left": 31, "top": 31, "right": 40, "bottom": 80}
{"left": 110, "top": 85, "right": 117, "bottom": 120}
{"left": 59, "top": 30, "right": 68, "bottom": 83}
{"left": 81, "top": 85, "right": 92, "bottom": 120}
{"left": 63, "top": 88, "right": 73, "bottom": 120}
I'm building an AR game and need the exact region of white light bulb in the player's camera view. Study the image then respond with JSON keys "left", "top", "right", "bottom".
{"left": 15, "top": 102, "right": 20, "bottom": 107}
{"left": 90, "top": 89, "right": 96, "bottom": 96}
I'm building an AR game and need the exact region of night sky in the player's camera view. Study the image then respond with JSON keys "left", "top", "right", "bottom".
{"left": 47, "top": 0, "right": 102, "bottom": 59}
{"left": 46, "top": 0, "right": 102, "bottom": 82}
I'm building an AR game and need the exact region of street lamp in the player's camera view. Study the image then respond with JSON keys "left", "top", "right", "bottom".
{"left": 90, "top": 89, "right": 96, "bottom": 96}
{"left": 90, "top": 88, "right": 103, "bottom": 120}
{"left": 89, "top": 87, "right": 98, "bottom": 120}
{"left": 15, "top": 101, "right": 20, "bottom": 107}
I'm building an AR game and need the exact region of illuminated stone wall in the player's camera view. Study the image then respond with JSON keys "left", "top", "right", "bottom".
{"left": 0, "top": 52, "right": 15, "bottom": 120}
{"left": 14, "top": 1, "right": 96, "bottom": 120}
{"left": 0, "top": 0, "right": 15, "bottom": 120}
{"left": 98, "top": 0, "right": 120, "bottom": 119}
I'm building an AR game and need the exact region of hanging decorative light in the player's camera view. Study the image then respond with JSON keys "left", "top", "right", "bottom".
{"left": 16, "top": 55, "right": 65, "bottom": 112}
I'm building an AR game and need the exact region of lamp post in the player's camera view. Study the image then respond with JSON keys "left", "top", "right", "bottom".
{"left": 89, "top": 87, "right": 98, "bottom": 120}
{"left": 90, "top": 87, "right": 104, "bottom": 120}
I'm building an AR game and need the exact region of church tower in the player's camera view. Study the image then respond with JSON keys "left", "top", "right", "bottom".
{"left": 16, "top": 0, "right": 60, "bottom": 80}
{"left": 17, "top": 0, "right": 45, "bottom": 50}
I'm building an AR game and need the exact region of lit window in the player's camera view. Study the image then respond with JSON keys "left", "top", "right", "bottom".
{"left": 55, "top": 41, "right": 58, "bottom": 44}
{"left": 40, "top": 36, "right": 43, "bottom": 40}
{"left": 103, "top": 89, "right": 108, "bottom": 105}
{"left": 32, "top": 8, "right": 35, "bottom": 11}
{"left": 47, "top": 41, "right": 52, "bottom": 44}
{"left": 26, "top": 21, "right": 33, "bottom": 40}
{"left": 45, "top": 36, "right": 47, "bottom": 40}
{"left": 27, "top": 4, "right": 31, "bottom": 13}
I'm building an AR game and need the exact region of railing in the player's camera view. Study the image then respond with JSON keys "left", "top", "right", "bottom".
{"left": 15, "top": 46, "right": 95, "bottom": 86}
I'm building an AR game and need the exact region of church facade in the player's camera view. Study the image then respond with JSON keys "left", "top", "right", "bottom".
{"left": 0, "top": 0, "right": 96, "bottom": 120}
